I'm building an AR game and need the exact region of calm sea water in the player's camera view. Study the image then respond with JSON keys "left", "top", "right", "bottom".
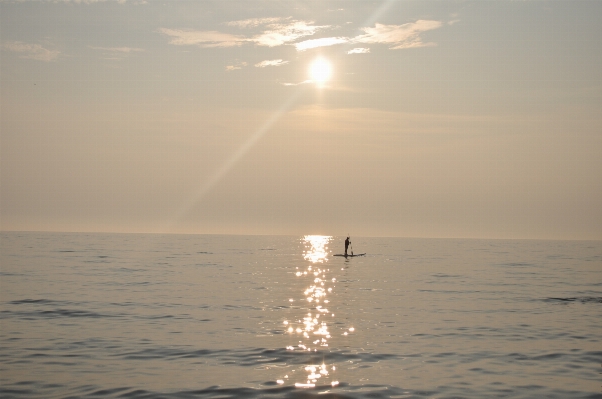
{"left": 1, "top": 232, "right": 600, "bottom": 399}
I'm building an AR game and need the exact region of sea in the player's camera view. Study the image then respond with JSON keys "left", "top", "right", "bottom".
{"left": 0, "top": 232, "right": 600, "bottom": 399}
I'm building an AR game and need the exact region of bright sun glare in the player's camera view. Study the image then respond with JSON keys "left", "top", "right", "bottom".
{"left": 309, "top": 58, "right": 332, "bottom": 85}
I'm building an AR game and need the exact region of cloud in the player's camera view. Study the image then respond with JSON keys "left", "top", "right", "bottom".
{"left": 161, "top": 19, "right": 442, "bottom": 52}
{"left": 2, "top": 41, "right": 60, "bottom": 61}
{"left": 160, "top": 28, "right": 246, "bottom": 48}
{"left": 228, "top": 17, "right": 327, "bottom": 47}
{"left": 251, "top": 20, "right": 327, "bottom": 47}
{"left": 291, "top": 20, "right": 442, "bottom": 52}
{"left": 161, "top": 20, "right": 327, "bottom": 49}
{"left": 354, "top": 20, "right": 442, "bottom": 49}
{"left": 255, "top": 59, "right": 289, "bottom": 67}
{"left": 89, "top": 46, "right": 145, "bottom": 53}
{"left": 347, "top": 47, "right": 370, "bottom": 54}
{"left": 282, "top": 80, "right": 313, "bottom": 86}
{"left": 295, "top": 37, "right": 348, "bottom": 51}
{"left": 225, "top": 62, "right": 247, "bottom": 71}
{"left": 226, "top": 17, "right": 283, "bottom": 28}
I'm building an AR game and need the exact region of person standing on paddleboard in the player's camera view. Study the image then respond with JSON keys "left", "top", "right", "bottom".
{"left": 345, "top": 236, "right": 351, "bottom": 256}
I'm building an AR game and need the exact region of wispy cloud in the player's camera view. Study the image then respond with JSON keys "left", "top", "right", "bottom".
{"left": 226, "top": 62, "right": 248, "bottom": 71}
{"left": 348, "top": 47, "right": 370, "bottom": 54}
{"left": 290, "top": 20, "right": 443, "bottom": 52}
{"left": 226, "top": 17, "right": 283, "bottom": 29}
{"left": 227, "top": 17, "right": 327, "bottom": 46}
{"left": 161, "top": 20, "right": 327, "bottom": 49}
{"left": 255, "top": 59, "right": 289, "bottom": 67}
{"left": 354, "top": 20, "right": 442, "bottom": 49}
{"left": 161, "top": 19, "right": 443, "bottom": 52}
{"left": 89, "top": 46, "right": 145, "bottom": 53}
{"left": 295, "top": 37, "right": 348, "bottom": 51}
{"left": 160, "top": 28, "right": 246, "bottom": 48}
{"left": 282, "top": 80, "right": 313, "bottom": 86}
{"left": 251, "top": 20, "right": 327, "bottom": 47}
{"left": 2, "top": 41, "right": 60, "bottom": 62}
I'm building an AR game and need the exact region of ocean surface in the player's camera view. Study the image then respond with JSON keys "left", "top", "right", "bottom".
{"left": 1, "top": 232, "right": 601, "bottom": 399}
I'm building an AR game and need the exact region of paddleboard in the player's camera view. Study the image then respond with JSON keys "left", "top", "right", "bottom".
{"left": 333, "top": 253, "right": 365, "bottom": 257}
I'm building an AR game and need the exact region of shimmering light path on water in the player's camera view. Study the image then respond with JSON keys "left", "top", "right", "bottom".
{"left": 1, "top": 233, "right": 601, "bottom": 398}
{"left": 280, "top": 235, "right": 341, "bottom": 388}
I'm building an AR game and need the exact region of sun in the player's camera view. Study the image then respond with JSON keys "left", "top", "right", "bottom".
{"left": 309, "top": 58, "right": 332, "bottom": 85}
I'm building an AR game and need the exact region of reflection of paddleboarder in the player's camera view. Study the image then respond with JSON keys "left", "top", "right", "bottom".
{"left": 344, "top": 236, "right": 351, "bottom": 256}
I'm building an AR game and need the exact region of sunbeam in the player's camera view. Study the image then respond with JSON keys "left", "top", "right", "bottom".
{"left": 167, "top": 0, "right": 398, "bottom": 229}
{"left": 167, "top": 87, "right": 307, "bottom": 228}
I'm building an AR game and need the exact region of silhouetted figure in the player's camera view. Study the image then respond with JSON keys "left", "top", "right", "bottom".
{"left": 344, "top": 236, "right": 350, "bottom": 256}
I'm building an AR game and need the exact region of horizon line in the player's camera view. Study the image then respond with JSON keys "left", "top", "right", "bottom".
{"left": 1, "top": 229, "right": 600, "bottom": 242}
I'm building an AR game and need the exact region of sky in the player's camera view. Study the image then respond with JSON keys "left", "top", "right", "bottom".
{"left": 1, "top": 0, "right": 601, "bottom": 240}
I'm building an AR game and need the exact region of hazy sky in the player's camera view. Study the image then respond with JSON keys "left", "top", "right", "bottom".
{"left": 1, "top": 0, "right": 601, "bottom": 239}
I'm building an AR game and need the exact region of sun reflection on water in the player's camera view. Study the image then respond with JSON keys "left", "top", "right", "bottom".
{"left": 303, "top": 235, "right": 330, "bottom": 264}
{"left": 278, "top": 235, "right": 350, "bottom": 388}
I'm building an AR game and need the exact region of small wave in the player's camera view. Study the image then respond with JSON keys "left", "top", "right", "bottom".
{"left": 2, "top": 382, "right": 601, "bottom": 399}
{"left": 223, "top": 305, "right": 262, "bottom": 311}
{"left": 504, "top": 350, "right": 602, "bottom": 364}
{"left": 109, "top": 302, "right": 137, "bottom": 308}
{"left": 10, "top": 299, "right": 59, "bottom": 305}
{"left": 7, "top": 298, "right": 90, "bottom": 308}
{"left": 0, "top": 272, "right": 25, "bottom": 276}
{"left": 84, "top": 384, "right": 359, "bottom": 398}
{"left": 60, "top": 382, "right": 433, "bottom": 399}
{"left": 544, "top": 297, "right": 602, "bottom": 304}
{"left": 0, "top": 308, "right": 114, "bottom": 319}
{"left": 4, "top": 300, "right": 189, "bottom": 321}
{"left": 431, "top": 273, "right": 463, "bottom": 278}
{"left": 110, "top": 346, "right": 399, "bottom": 367}
{"left": 132, "top": 348, "right": 400, "bottom": 367}
{"left": 117, "top": 348, "right": 229, "bottom": 361}
{"left": 496, "top": 262, "right": 536, "bottom": 267}
{"left": 91, "top": 384, "right": 602, "bottom": 399}
{"left": 116, "top": 267, "right": 146, "bottom": 273}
